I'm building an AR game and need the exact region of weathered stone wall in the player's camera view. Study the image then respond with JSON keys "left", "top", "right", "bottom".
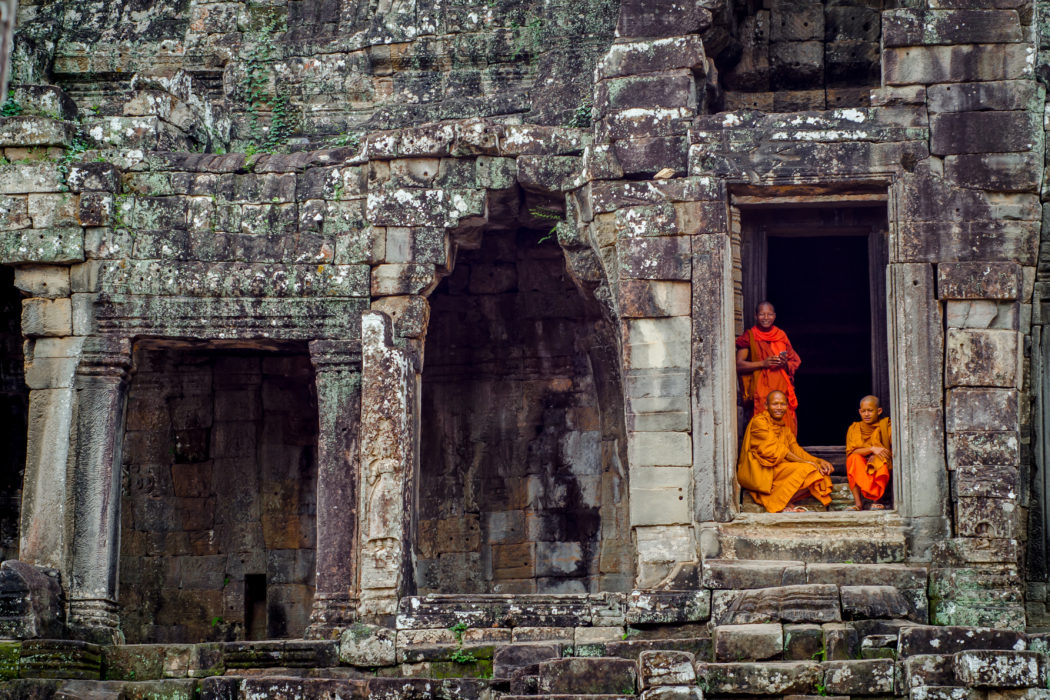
{"left": 418, "top": 228, "right": 630, "bottom": 595}
{"left": 715, "top": 0, "right": 886, "bottom": 111}
{"left": 119, "top": 345, "right": 318, "bottom": 644}
{"left": 12, "top": 0, "right": 619, "bottom": 153}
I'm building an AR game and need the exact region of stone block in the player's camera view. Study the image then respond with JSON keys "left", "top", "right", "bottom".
{"left": 635, "top": 525, "right": 697, "bottom": 589}
{"left": 626, "top": 317, "right": 691, "bottom": 369}
{"left": 910, "top": 688, "right": 979, "bottom": 700}
{"left": 806, "top": 564, "right": 927, "bottom": 590}
{"left": 493, "top": 643, "right": 560, "bottom": 678}
{"left": 14, "top": 266, "right": 69, "bottom": 300}
{"left": 616, "top": 0, "right": 710, "bottom": 38}
{"left": 714, "top": 623, "right": 783, "bottom": 662}
{"left": 703, "top": 559, "right": 806, "bottom": 589}
{"left": 770, "top": 41, "right": 824, "bottom": 89}
{"left": 823, "top": 623, "right": 860, "bottom": 661}
{"left": 619, "top": 235, "right": 691, "bottom": 280}
{"left": 946, "top": 301, "right": 1016, "bottom": 329}
{"left": 639, "top": 649, "right": 695, "bottom": 688}
{"left": 629, "top": 466, "right": 690, "bottom": 525}
{"left": 927, "top": 80, "right": 1040, "bottom": 113}
{"left": 770, "top": 3, "right": 823, "bottom": 42}
{"left": 595, "top": 72, "right": 698, "bottom": 118}
{"left": 955, "top": 497, "right": 1017, "bottom": 538}
{"left": 19, "top": 639, "right": 101, "bottom": 680}
{"left": 626, "top": 590, "right": 710, "bottom": 625}
{"left": 883, "top": 9, "right": 1023, "bottom": 47}
{"left": 947, "top": 431, "right": 1019, "bottom": 465}
{"left": 904, "top": 654, "right": 956, "bottom": 689}
{"left": 516, "top": 155, "right": 581, "bottom": 193}
{"left": 823, "top": 659, "right": 895, "bottom": 695}
{"left": 20, "top": 297, "right": 71, "bottom": 338}
{"left": 718, "top": 585, "right": 841, "bottom": 625}
{"left": 840, "top": 585, "right": 911, "bottom": 620}
{"left": 619, "top": 280, "right": 691, "bottom": 318}
{"left": 597, "top": 36, "right": 707, "bottom": 80}
{"left": 628, "top": 433, "right": 692, "bottom": 468}
{"left": 944, "top": 152, "right": 1041, "bottom": 193}
{"left": 696, "top": 661, "right": 822, "bottom": 695}
{"left": 953, "top": 650, "right": 1042, "bottom": 687}
{"left": 0, "top": 227, "right": 84, "bottom": 265}
{"left": 538, "top": 656, "right": 638, "bottom": 694}
{"left": 884, "top": 45, "right": 1031, "bottom": 85}
{"left": 952, "top": 465, "right": 1018, "bottom": 498}
{"left": 784, "top": 624, "right": 823, "bottom": 661}
{"left": 641, "top": 688, "right": 704, "bottom": 700}
{"left": 614, "top": 137, "right": 688, "bottom": 178}
{"left": 945, "top": 328, "right": 1020, "bottom": 388}
{"left": 371, "top": 263, "right": 433, "bottom": 296}
{"left": 946, "top": 388, "right": 1018, "bottom": 431}
{"left": 939, "top": 263, "right": 1021, "bottom": 301}
{"left": 930, "top": 111, "right": 1038, "bottom": 156}
{"left": 0, "top": 562, "right": 63, "bottom": 640}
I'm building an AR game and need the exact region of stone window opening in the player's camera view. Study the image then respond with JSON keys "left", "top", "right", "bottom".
{"left": 119, "top": 341, "right": 318, "bottom": 643}
{"left": 732, "top": 198, "right": 892, "bottom": 513}
{"left": 0, "top": 266, "right": 25, "bottom": 562}
{"left": 708, "top": 0, "right": 884, "bottom": 113}
{"left": 415, "top": 223, "right": 631, "bottom": 595}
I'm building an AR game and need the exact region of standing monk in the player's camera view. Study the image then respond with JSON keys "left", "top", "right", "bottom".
{"left": 845, "top": 395, "right": 892, "bottom": 511}
{"left": 737, "top": 391, "right": 833, "bottom": 513}
{"left": 736, "top": 301, "right": 801, "bottom": 434}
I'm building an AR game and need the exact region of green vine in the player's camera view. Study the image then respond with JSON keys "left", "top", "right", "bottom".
{"left": 241, "top": 17, "right": 297, "bottom": 154}
{"left": 510, "top": 16, "right": 545, "bottom": 61}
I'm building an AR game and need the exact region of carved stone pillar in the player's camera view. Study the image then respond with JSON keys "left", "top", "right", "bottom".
{"left": 307, "top": 340, "right": 362, "bottom": 638}
{"left": 358, "top": 312, "right": 413, "bottom": 621}
{"left": 67, "top": 337, "right": 131, "bottom": 644}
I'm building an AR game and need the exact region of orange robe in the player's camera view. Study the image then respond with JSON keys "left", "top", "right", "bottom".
{"left": 845, "top": 417, "right": 892, "bottom": 502}
{"left": 736, "top": 325, "right": 801, "bottom": 434}
{"left": 737, "top": 410, "right": 832, "bottom": 513}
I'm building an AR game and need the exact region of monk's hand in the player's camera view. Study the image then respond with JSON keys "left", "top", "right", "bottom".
{"left": 764, "top": 356, "right": 782, "bottom": 369}
{"left": 871, "top": 446, "right": 889, "bottom": 459}
{"left": 817, "top": 460, "right": 833, "bottom": 476}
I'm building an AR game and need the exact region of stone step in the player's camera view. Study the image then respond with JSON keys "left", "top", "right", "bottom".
{"left": 602, "top": 636, "right": 712, "bottom": 661}
{"left": 703, "top": 558, "right": 927, "bottom": 589}
{"left": 499, "top": 696, "right": 634, "bottom": 700}
{"left": 709, "top": 512, "right": 908, "bottom": 563}
{"left": 898, "top": 625, "right": 1026, "bottom": 657}
{"left": 538, "top": 657, "right": 638, "bottom": 695}
{"left": 396, "top": 593, "right": 617, "bottom": 629}
{"left": 221, "top": 639, "right": 338, "bottom": 669}
{"left": 740, "top": 482, "right": 872, "bottom": 513}
{"left": 200, "top": 675, "right": 491, "bottom": 699}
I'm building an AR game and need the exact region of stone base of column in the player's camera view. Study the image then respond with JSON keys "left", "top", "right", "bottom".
{"left": 306, "top": 592, "right": 359, "bottom": 639}
{"left": 67, "top": 597, "right": 123, "bottom": 645}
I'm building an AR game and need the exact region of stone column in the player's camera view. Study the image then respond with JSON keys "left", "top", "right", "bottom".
{"left": 67, "top": 336, "right": 131, "bottom": 644}
{"left": 307, "top": 339, "right": 362, "bottom": 638}
{"left": 358, "top": 311, "right": 413, "bottom": 621}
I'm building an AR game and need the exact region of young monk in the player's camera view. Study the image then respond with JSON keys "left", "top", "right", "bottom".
{"left": 845, "top": 395, "right": 892, "bottom": 511}
{"left": 736, "top": 301, "right": 802, "bottom": 434}
{"left": 737, "top": 390, "right": 834, "bottom": 513}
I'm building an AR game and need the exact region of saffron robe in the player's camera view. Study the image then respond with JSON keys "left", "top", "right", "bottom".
{"left": 737, "top": 410, "right": 832, "bottom": 513}
{"left": 736, "top": 325, "right": 801, "bottom": 434}
{"left": 845, "top": 417, "right": 892, "bottom": 502}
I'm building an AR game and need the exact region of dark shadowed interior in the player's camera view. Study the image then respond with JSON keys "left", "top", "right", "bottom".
{"left": 119, "top": 344, "right": 318, "bottom": 643}
{"left": 417, "top": 229, "right": 631, "bottom": 595}
{"left": 0, "top": 267, "right": 26, "bottom": 562}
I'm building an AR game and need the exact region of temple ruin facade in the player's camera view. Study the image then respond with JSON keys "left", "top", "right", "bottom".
{"left": 0, "top": 0, "right": 1048, "bottom": 696}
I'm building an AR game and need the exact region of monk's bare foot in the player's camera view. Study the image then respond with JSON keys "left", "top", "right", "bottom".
{"left": 783, "top": 505, "right": 808, "bottom": 513}
{"left": 870, "top": 502, "right": 886, "bottom": 510}
{"left": 845, "top": 504, "right": 861, "bottom": 511}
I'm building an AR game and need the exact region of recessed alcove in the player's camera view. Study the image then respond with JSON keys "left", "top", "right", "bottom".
{"left": 119, "top": 342, "right": 318, "bottom": 643}
{"left": 416, "top": 228, "right": 631, "bottom": 594}
{"left": 0, "top": 267, "right": 26, "bottom": 562}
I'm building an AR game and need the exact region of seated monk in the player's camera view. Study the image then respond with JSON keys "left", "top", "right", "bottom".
{"left": 737, "top": 390, "right": 833, "bottom": 513}
{"left": 736, "top": 301, "right": 801, "bottom": 434}
{"left": 845, "top": 395, "right": 892, "bottom": 511}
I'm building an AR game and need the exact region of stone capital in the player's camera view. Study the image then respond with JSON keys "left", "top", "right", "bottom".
{"left": 309, "top": 339, "right": 362, "bottom": 372}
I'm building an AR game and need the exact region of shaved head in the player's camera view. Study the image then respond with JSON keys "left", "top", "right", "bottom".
{"left": 756, "top": 301, "right": 775, "bottom": 314}
{"left": 859, "top": 395, "right": 880, "bottom": 408}
{"left": 767, "top": 390, "right": 786, "bottom": 404}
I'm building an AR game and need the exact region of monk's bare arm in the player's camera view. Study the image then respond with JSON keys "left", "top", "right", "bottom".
{"left": 736, "top": 347, "right": 783, "bottom": 374}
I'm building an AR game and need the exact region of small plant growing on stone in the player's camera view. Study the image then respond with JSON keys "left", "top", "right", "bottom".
{"left": 448, "top": 621, "right": 477, "bottom": 664}
{"left": 0, "top": 90, "right": 22, "bottom": 117}
{"left": 811, "top": 646, "right": 827, "bottom": 661}
{"left": 815, "top": 680, "right": 829, "bottom": 697}
{"left": 567, "top": 99, "right": 592, "bottom": 129}
{"left": 620, "top": 626, "right": 640, "bottom": 641}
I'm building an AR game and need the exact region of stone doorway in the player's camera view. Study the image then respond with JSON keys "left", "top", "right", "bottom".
{"left": 416, "top": 228, "right": 631, "bottom": 594}
{"left": 0, "top": 267, "right": 25, "bottom": 562}
{"left": 118, "top": 342, "right": 318, "bottom": 643}
{"left": 736, "top": 203, "right": 891, "bottom": 509}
